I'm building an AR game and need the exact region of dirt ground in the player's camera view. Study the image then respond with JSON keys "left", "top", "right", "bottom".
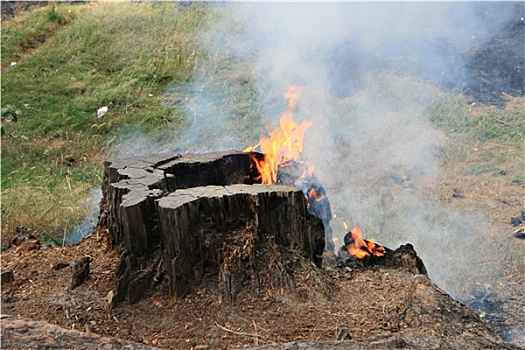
{"left": 1, "top": 229, "right": 522, "bottom": 350}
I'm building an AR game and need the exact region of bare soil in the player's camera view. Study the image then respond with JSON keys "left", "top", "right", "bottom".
{"left": 1, "top": 230, "right": 522, "bottom": 350}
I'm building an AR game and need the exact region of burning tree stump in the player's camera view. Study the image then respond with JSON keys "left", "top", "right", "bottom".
{"left": 98, "top": 151, "right": 325, "bottom": 304}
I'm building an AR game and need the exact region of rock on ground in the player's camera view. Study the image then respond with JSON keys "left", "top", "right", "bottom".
{"left": 1, "top": 315, "right": 159, "bottom": 350}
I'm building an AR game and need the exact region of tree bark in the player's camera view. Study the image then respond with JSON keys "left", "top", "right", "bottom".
{"left": 157, "top": 184, "right": 325, "bottom": 300}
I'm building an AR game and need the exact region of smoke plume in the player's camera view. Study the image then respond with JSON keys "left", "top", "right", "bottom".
{"left": 173, "top": 2, "right": 522, "bottom": 301}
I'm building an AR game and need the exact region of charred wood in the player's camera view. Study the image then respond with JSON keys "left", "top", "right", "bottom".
{"left": 337, "top": 242, "right": 427, "bottom": 275}
{"left": 277, "top": 161, "right": 335, "bottom": 251}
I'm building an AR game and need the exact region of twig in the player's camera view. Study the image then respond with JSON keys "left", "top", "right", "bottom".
{"left": 495, "top": 119, "right": 510, "bottom": 126}
{"left": 224, "top": 315, "right": 287, "bottom": 342}
{"left": 252, "top": 319, "right": 258, "bottom": 347}
{"left": 214, "top": 322, "right": 275, "bottom": 344}
{"left": 513, "top": 226, "right": 524, "bottom": 234}
{"left": 250, "top": 319, "right": 287, "bottom": 342}
{"left": 314, "top": 325, "right": 339, "bottom": 341}
{"left": 214, "top": 322, "right": 255, "bottom": 337}
{"left": 66, "top": 175, "right": 72, "bottom": 190}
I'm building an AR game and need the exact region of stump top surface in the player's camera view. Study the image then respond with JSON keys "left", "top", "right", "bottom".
{"left": 106, "top": 151, "right": 248, "bottom": 170}
{"left": 157, "top": 184, "right": 302, "bottom": 208}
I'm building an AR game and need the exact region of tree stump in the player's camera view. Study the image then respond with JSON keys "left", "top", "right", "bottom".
{"left": 98, "top": 151, "right": 325, "bottom": 304}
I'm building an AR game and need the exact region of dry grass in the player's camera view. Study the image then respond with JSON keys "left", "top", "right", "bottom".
{"left": 1, "top": 179, "right": 94, "bottom": 246}
{"left": 427, "top": 96, "right": 524, "bottom": 225}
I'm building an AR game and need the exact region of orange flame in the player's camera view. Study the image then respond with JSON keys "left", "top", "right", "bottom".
{"left": 347, "top": 226, "right": 386, "bottom": 260}
{"left": 245, "top": 85, "right": 312, "bottom": 184}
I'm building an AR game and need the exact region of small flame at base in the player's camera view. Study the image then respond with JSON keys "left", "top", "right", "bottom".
{"left": 345, "top": 226, "right": 386, "bottom": 260}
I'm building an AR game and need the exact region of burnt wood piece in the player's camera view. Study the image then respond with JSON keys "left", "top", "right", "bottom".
{"left": 1, "top": 271, "right": 14, "bottom": 286}
{"left": 337, "top": 243, "right": 427, "bottom": 275}
{"left": 277, "top": 161, "right": 334, "bottom": 251}
{"left": 378, "top": 243, "right": 427, "bottom": 275}
{"left": 98, "top": 152, "right": 325, "bottom": 304}
{"left": 70, "top": 257, "right": 91, "bottom": 290}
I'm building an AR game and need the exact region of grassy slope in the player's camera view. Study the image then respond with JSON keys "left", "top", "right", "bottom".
{"left": 426, "top": 93, "right": 524, "bottom": 283}
{"left": 428, "top": 93, "right": 524, "bottom": 222}
{"left": 1, "top": 2, "right": 211, "bottom": 244}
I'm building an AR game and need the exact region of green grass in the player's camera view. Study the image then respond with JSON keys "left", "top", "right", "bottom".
{"left": 427, "top": 93, "right": 525, "bottom": 145}
{"left": 0, "top": 2, "right": 217, "bottom": 244}
{"left": 1, "top": 5, "right": 75, "bottom": 68}
{"left": 427, "top": 93, "right": 524, "bottom": 182}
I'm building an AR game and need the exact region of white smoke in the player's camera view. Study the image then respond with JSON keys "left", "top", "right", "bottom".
{"left": 180, "top": 2, "right": 521, "bottom": 301}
